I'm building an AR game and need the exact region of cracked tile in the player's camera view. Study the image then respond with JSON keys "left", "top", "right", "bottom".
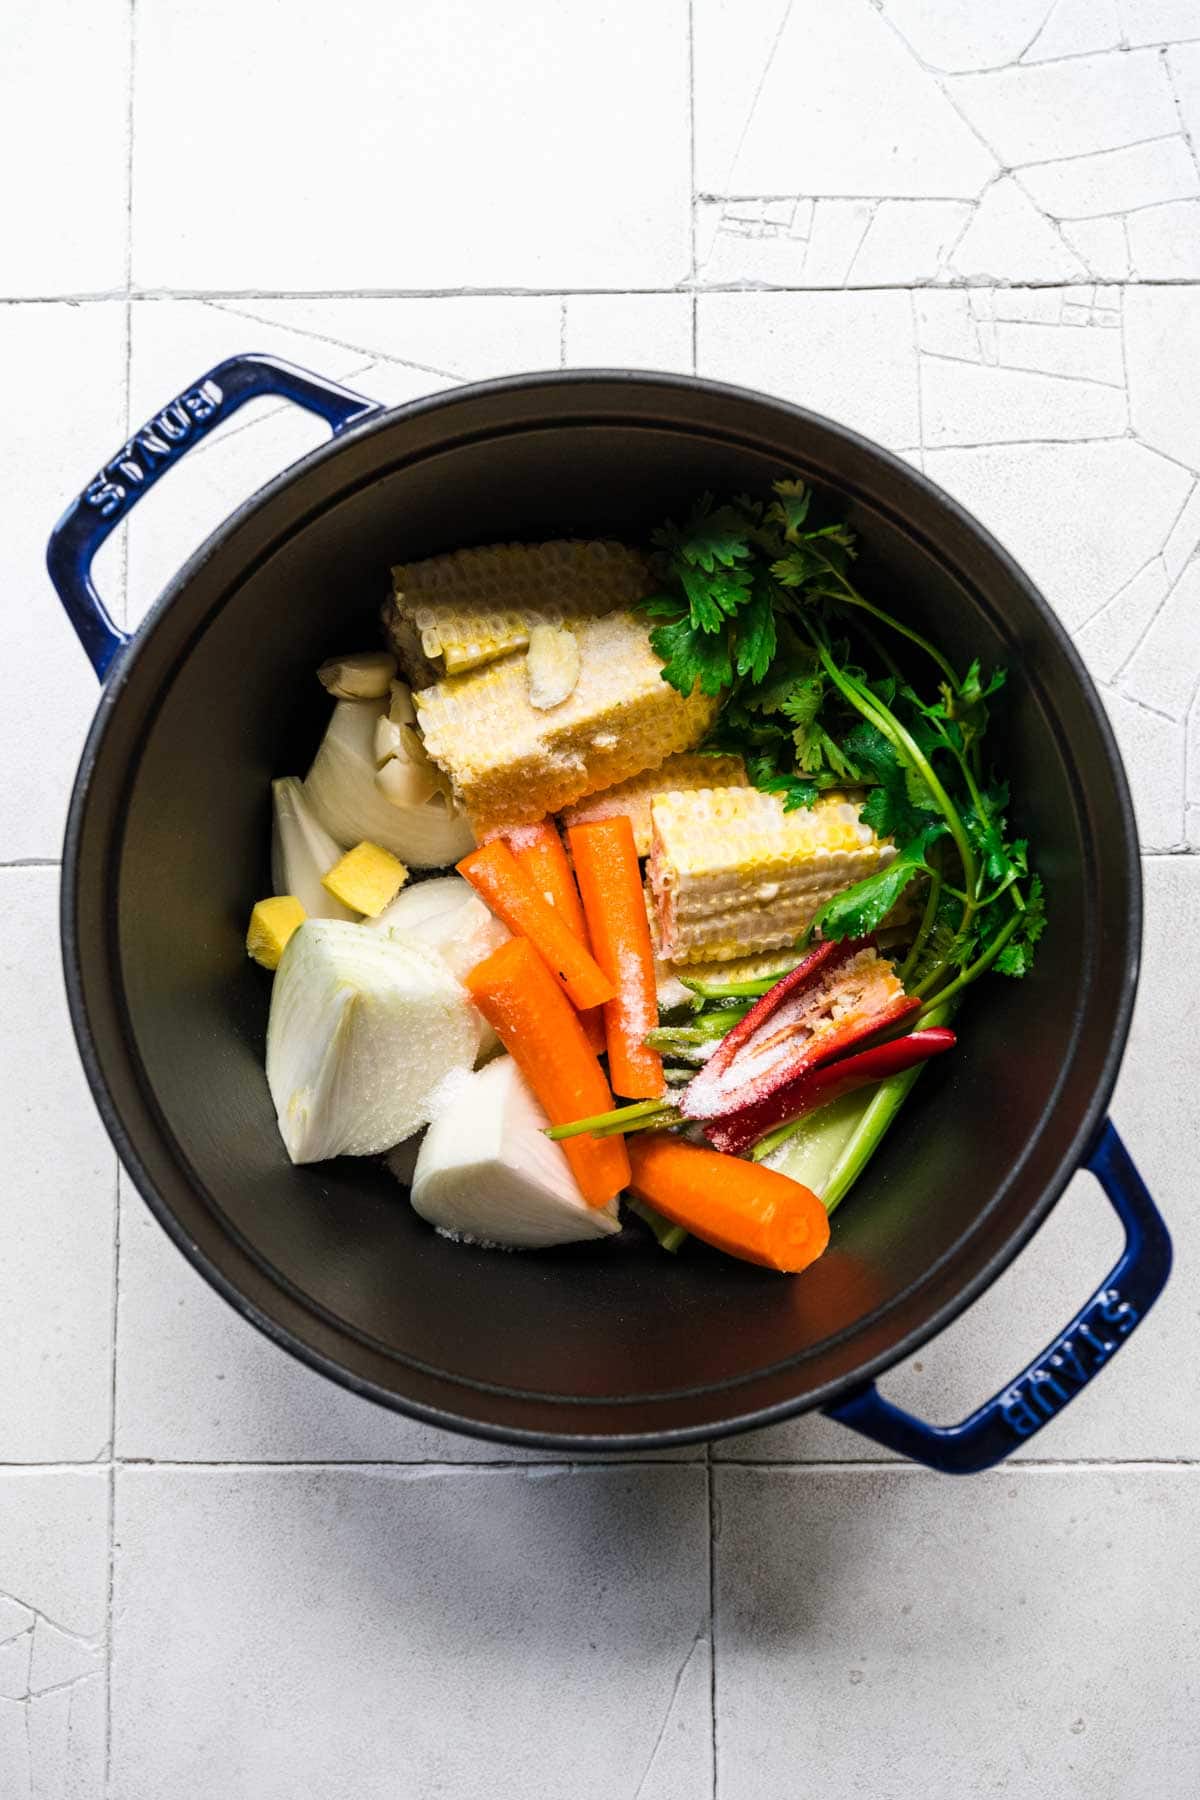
{"left": 845, "top": 198, "right": 974, "bottom": 284}
{"left": 1121, "top": 559, "right": 1200, "bottom": 719}
{"left": 1075, "top": 557, "right": 1173, "bottom": 679}
{"left": 694, "top": 0, "right": 996, "bottom": 200}
{"left": 131, "top": 1, "right": 691, "bottom": 289}
{"left": 1018, "top": 136, "right": 1199, "bottom": 219}
{"left": 111, "top": 1466, "right": 710, "bottom": 1799}
{"left": 921, "top": 355, "right": 1125, "bottom": 446}
{"left": 1022, "top": 0, "right": 1123, "bottom": 61}
{"left": 0, "top": 1471, "right": 107, "bottom": 1800}
{"left": 1123, "top": 0, "right": 1200, "bottom": 45}
{"left": 1060, "top": 215, "right": 1131, "bottom": 279}
{"left": 1126, "top": 286, "right": 1200, "bottom": 470}
{"left": 1101, "top": 685, "right": 1187, "bottom": 847}
{"left": 879, "top": 1, "right": 1054, "bottom": 74}
{"left": 0, "top": 871, "right": 115, "bottom": 1462}
{"left": 947, "top": 175, "right": 1087, "bottom": 282}
{"left": 924, "top": 439, "right": 1192, "bottom": 630}
{"left": 696, "top": 291, "right": 920, "bottom": 447}
{"left": 713, "top": 1467, "right": 1200, "bottom": 1799}
{"left": 946, "top": 50, "right": 1179, "bottom": 165}
{"left": 1127, "top": 198, "right": 1200, "bottom": 277}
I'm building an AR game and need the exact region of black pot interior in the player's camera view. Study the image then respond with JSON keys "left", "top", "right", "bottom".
{"left": 69, "top": 377, "right": 1137, "bottom": 1445}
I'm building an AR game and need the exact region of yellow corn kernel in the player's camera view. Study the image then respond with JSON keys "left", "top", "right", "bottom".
{"left": 384, "top": 540, "right": 656, "bottom": 679}
{"left": 246, "top": 896, "right": 307, "bottom": 971}
{"left": 321, "top": 841, "right": 409, "bottom": 917}
{"left": 648, "top": 788, "right": 894, "bottom": 964}
{"left": 560, "top": 752, "right": 749, "bottom": 856}
{"left": 414, "top": 611, "right": 719, "bottom": 837}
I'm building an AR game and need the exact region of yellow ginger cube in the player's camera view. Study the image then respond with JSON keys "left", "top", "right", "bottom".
{"left": 246, "top": 896, "right": 307, "bottom": 971}
{"left": 322, "top": 841, "right": 409, "bottom": 917}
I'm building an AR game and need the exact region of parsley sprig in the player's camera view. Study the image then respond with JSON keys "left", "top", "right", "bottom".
{"left": 639, "top": 480, "right": 1046, "bottom": 1015}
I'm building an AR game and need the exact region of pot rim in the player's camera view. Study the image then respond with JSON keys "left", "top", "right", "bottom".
{"left": 60, "top": 367, "right": 1142, "bottom": 1449}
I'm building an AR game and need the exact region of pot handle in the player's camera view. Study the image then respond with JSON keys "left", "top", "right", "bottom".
{"left": 823, "top": 1120, "right": 1171, "bottom": 1473}
{"left": 46, "top": 352, "right": 380, "bottom": 679}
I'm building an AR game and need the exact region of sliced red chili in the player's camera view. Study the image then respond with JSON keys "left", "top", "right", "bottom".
{"left": 681, "top": 936, "right": 918, "bottom": 1127}
{"left": 702, "top": 1027, "right": 957, "bottom": 1155}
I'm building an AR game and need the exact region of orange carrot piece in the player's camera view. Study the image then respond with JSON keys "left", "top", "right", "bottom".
{"left": 457, "top": 840, "right": 615, "bottom": 1012}
{"left": 567, "top": 818, "right": 665, "bottom": 1100}
{"left": 465, "top": 938, "right": 630, "bottom": 1207}
{"left": 507, "top": 821, "right": 605, "bottom": 1055}
{"left": 626, "top": 1137, "right": 830, "bottom": 1273}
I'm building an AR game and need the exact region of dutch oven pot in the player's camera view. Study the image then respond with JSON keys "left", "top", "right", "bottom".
{"left": 48, "top": 355, "right": 1172, "bottom": 1468}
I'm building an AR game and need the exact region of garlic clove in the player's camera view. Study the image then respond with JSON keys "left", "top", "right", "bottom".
{"left": 317, "top": 652, "right": 397, "bottom": 701}
{"left": 526, "top": 623, "right": 581, "bottom": 710}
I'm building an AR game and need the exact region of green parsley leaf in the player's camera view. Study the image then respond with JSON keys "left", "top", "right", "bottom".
{"left": 814, "top": 823, "right": 946, "bottom": 941}
{"left": 648, "top": 613, "right": 733, "bottom": 697}
{"left": 993, "top": 876, "right": 1046, "bottom": 977}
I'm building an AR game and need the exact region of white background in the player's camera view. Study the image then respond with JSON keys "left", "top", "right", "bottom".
{"left": 2, "top": 1, "right": 1199, "bottom": 1794}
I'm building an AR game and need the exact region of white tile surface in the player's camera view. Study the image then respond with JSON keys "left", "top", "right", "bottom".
{"left": 0, "top": 1471, "right": 107, "bottom": 1800}
{"left": 0, "top": 1, "right": 128, "bottom": 296}
{"left": 713, "top": 1467, "right": 1200, "bottom": 1800}
{"left": 0, "top": 872, "right": 115, "bottom": 1462}
{"left": 130, "top": 1, "right": 691, "bottom": 291}
{"left": 111, "top": 1466, "right": 711, "bottom": 1800}
{"left": 696, "top": 291, "right": 921, "bottom": 448}
{"left": 0, "top": 303, "right": 126, "bottom": 860}
{"left": 8, "top": 0, "right": 1200, "bottom": 1792}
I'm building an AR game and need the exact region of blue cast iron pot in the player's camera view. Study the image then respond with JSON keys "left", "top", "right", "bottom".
{"left": 47, "top": 354, "right": 1172, "bottom": 1466}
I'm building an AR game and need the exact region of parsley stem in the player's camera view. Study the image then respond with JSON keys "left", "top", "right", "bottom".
{"left": 898, "top": 864, "right": 943, "bottom": 985}
{"left": 812, "top": 642, "right": 979, "bottom": 902}
{"left": 913, "top": 910, "right": 1023, "bottom": 1018}
{"left": 818, "top": 558, "right": 961, "bottom": 691}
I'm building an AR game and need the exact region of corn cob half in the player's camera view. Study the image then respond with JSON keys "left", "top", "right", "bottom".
{"left": 560, "top": 752, "right": 749, "bottom": 856}
{"left": 648, "top": 788, "right": 894, "bottom": 964}
{"left": 384, "top": 540, "right": 656, "bottom": 680}
{"left": 415, "top": 611, "right": 719, "bottom": 838}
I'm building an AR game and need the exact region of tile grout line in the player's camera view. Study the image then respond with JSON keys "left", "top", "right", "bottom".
{"left": 7, "top": 1456, "right": 1200, "bottom": 1472}
{"left": 686, "top": 0, "right": 697, "bottom": 287}
{"left": 13, "top": 278, "right": 1200, "bottom": 306}
{"left": 107, "top": 6, "right": 136, "bottom": 1782}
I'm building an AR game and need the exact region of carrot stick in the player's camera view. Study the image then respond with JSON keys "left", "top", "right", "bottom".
{"left": 457, "top": 840, "right": 615, "bottom": 1012}
{"left": 626, "top": 1136, "right": 829, "bottom": 1273}
{"left": 465, "top": 938, "right": 630, "bottom": 1207}
{"left": 567, "top": 818, "right": 665, "bottom": 1101}
{"left": 507, "top": 821, "right": 605, "bottom": 1055}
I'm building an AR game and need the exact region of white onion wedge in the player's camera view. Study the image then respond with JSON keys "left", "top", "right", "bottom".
{"left": 266, "top": 921, "right": 481, "bottom": 1164}
{"left": 270, "top": 778, "right": 356, "bottom": 921}
{"left": 303, "top": 698, "right": 475, "bottom": 868}
{"left": 408, "top": 1056, "right": 621, "bottom": 1248}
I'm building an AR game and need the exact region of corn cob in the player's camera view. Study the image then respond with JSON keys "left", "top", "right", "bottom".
{"left": 384, "top": 540, "right": 656, "bottom": 680}
{"left": 560, "top": 753, "right": 748, "bottom": 856}
{"left": 415, "top": 611, "right": 719, "bottom": 837}
{"left": 648, "top": 788, "right": 894, "bottom": 964}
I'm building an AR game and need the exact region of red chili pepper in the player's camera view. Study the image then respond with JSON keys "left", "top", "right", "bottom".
{"left": 702, "top": 1027, "right": 958, "bottom": 1155}
{"left": 681, "top": 936, "right": 920, "bottom": 1129}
